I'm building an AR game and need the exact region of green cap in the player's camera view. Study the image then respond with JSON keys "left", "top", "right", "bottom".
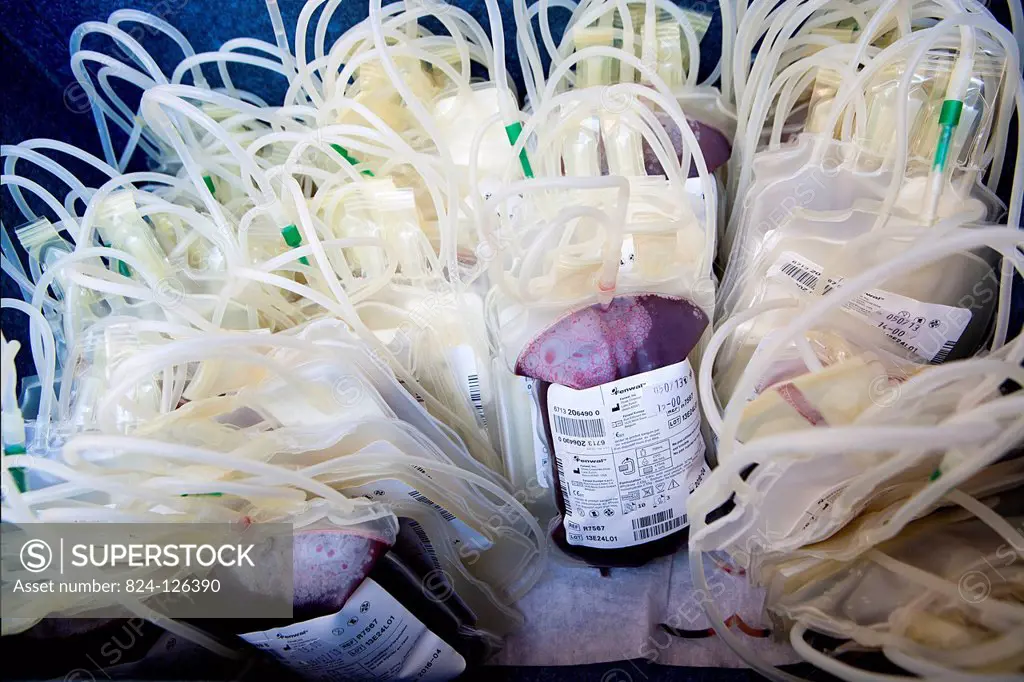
{"left": 330, "top": 144, "right": 374, "bottom": 176}
{"left": 281, "top": 224, "right": 310, "bottom": 266}
{"left": 939, "top": 100, "right": 963, "bottom": 127}
{"left": 4, "top": 444, "right": 27, "bottom": 492}
{"left": 504, "top": 122, "right": 535, "bottom": 179}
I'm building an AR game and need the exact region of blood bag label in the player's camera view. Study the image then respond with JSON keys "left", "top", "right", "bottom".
{"left": 240, "top": 577, "right": 466, "bottom": 682}
{"left": 547, "top": 359, "right": 709, "bottom": 549}
{"left": 447, "top": 345, "right": 488, "bottom": 428}
{"left": 344, "top": 480, "right": 492, "bottom": 551}
{"left": 793, "top": 484, "right": 847, "bottom": 536}
{"left": 768, "top": 251, "right": 972, "bottom": 363}
{"left": 520, "top": 376, "right": 551, "bottom": 489}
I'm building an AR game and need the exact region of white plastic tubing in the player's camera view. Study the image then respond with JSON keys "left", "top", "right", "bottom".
{"left": 690, "top": 224, "right": 1024, "bottom": 682}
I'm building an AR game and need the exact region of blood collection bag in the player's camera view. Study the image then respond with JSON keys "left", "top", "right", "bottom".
{"left": 515, "top": 294, "right": 710, "bottom": 567}
{"left": 231, "top": 517, "right": 496, "bottom": 681}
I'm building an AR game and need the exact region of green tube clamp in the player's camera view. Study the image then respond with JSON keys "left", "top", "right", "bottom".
{"left": 330, "top": 144, "right": 375, "bottom": 176}
{"left": 203, "top": 175, "right": 216, "bottom": 195}
{"left": 504, "top": 122, "right": 535, "bottom": 179}
{"left": 938, "top": 99, "right": 963, "bottom": 127}
{"left": 281, "top": 224, "right": 310, "bottom": 266}
{"left": 932, "top": 101, "right": 965, "bottom": 171}
{"left": 4, "top": 443, "right": 27, "bottom": 493}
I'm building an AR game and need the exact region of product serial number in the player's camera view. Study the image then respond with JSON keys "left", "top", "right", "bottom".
{"left": 552, "top": 407, "right": 599, "bottom": 417}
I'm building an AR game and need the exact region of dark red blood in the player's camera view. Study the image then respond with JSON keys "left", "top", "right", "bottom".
{"left": 290, "top": 530, "right": 388, "bottom": 621}
{"left": 644, "top": 114, "right": 732, "bottom": 177}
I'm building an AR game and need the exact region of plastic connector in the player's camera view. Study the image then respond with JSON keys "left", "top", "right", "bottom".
{"left": 95, "top": 191, "right": 170, "bottom": 280}
{"left": 281, "top": 224, "right": 310, "bottom": 265}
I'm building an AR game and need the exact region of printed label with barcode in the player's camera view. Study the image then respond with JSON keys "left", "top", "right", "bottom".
{"left": 404, "top": 518, "right": 443, "bottom": 571}
{"left": 631, "top": 509, "right": 675, "bottom": 530}
{"left": 523, "top": 377, "right": 551, "bottom": 489}
{"left": 547, "top": 360, "right": 709, "bottom": 549}
{"left": 466, "top": 372, "right": 487, "bottom": 426}
{"left": 553, "top": 414, "right": 606, "bottom": 438}
{"left": 241, "top": 576, "right": 466, "bottom": 680}
{"left": 448, "top": 345, "right": 489, "bottom": 428}
{"left": 407, "top": 490, "right": 456, "bottom": 522}
{"left": 633, "top": 515, "right": 686, "bottom": 541}
{"left": 767, "top": 251, "right": 971, "bottom": 363}
{"left": 554, "top": 442, "right": 573, "bottom": 516}
{"left": 775, "top": 261, "right": 836, "bottom": 294}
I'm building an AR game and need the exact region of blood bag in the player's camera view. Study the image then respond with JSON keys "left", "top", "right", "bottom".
{"left": 514, "top": 294, "right": 711, "bottom": 566}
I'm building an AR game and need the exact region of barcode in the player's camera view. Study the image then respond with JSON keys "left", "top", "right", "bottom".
{"left": 931, "top": 339, "right": 956, "bottom": 364}
{"left": 780, "top": 262, "right": 836, "bottom": 294}
{"left": 631, "top": 509, "right": 674, "bottom": 530}
{"left": 553, "top": 414, "right": 606, "bottom": 438}
{"left": 781, "top": 262, "right": 819, "bottom": 289}
{"left": 406, "top": 519, "right": 442, "bottom": 570}
{"left": 554, "top": 454, "right": 572, "bottom": 508}
{"left": 466, "top": 373, "right": 487, "bottom": 426}
{"left": 407, "top": 490, "right": 457, "bottom": 523}
{"left": 632, "top": 514, "right": 686, "bottom": 541}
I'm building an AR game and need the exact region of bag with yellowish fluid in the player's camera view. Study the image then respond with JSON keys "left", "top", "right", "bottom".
{"left": 686, "top": 219, "right": 1024, "bottom": 680}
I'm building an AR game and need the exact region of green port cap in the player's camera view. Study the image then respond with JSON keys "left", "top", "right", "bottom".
{"left": 504, "top": 122, "right": 535, "bottom": 179}
{"left": 117, "top": 260, "right": 132, "bottom": 278}
{"left": 939, "top": 100, "right": 963, "bottom": 127}
{"left": 202, "top": 174, "right": 216, "bottom": 194}
{"left": 281, "top": 224, "right": 310, "bottom": 266}
{"left": 929, "top": 468, "right": 942, "bottom": 481}
{"left": 4, "top": 444, "right": 27, "bottom": 492}
{"left": 330, "top": 144, "right": 374, "bottom": 176}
